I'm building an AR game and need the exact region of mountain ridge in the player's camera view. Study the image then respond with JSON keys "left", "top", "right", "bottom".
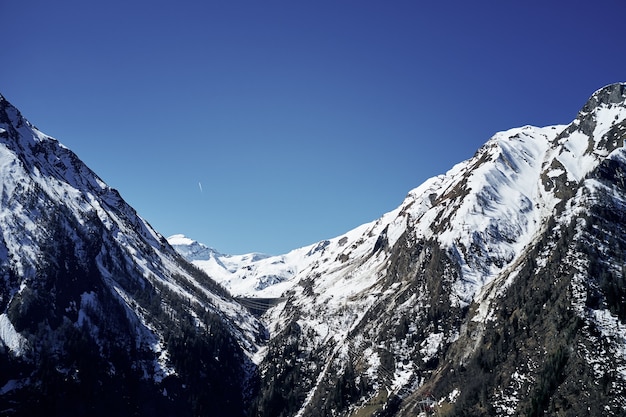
{"left": 172, "top": 83, "right": 626, "bottom": 416}
{"left": 1, "top": 83, "right": 626, "bottom": 416}
{"left": 173, "top": 83, "right": 626, "bottom": 304}
{"left": 0, "top": 93, "right": 265, "bottom": 416}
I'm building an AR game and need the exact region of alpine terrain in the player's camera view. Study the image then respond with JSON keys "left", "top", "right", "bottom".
{"left": 0, "top": 94, "right": 265, "bottom": 416}
{"left": 0, "top": 83, "right": 625, "bottom": 417}
{"left": 172, "top": 83, "right": 626, "bottom": 417}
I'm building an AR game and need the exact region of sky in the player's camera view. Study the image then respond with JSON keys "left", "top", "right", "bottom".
{"left": 1, "top": 0, "right": 625, "bottom": 255}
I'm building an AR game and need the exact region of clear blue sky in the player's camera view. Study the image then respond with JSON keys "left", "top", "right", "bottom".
{"left": 2, "top": 0, "right": 624, "bottom": 255}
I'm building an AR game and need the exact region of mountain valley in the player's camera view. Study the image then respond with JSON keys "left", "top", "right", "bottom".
{"left": 2, "top": 84, "right": 626, "bottom": 416}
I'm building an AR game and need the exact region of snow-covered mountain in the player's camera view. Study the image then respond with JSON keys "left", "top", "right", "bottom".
{"left": 3, "top": 82, "right": 626, "bottom": 417}
{"left": 173, "top": 83, "right": 626, "bottom": 416}
{"left": 167, "top": 234, "right": 293, "bottom": 297}
{"left": 0, "top": 94, "right": 265, "bottom": 416}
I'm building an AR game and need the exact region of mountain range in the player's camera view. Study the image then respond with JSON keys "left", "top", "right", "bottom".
{"left": 2, "top": 83, "right": 626, "bottom": 416}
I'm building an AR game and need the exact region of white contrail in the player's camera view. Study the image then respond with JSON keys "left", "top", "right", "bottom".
{"left": 198, "top": 181, "right": 203, "bottom": 193}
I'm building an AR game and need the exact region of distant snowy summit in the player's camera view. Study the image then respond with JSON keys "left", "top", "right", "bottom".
{"left": 167, "top": 233, "right": 224, "bottom": 261}
{"left": 167, "top": 234, "right": 295, "bottom": 297}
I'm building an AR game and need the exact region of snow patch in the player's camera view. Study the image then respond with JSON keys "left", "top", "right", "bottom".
{"left": 420, "top": 332, "right": 443, "bottom": 361}
{"left": 589, "top": 308, "right": 626, "bottom": 380}
{"left": 0, "top": 313, "right": 27, "bottom": 356}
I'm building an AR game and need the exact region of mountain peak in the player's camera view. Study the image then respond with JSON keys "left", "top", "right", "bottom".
{"left": 554, "top": 85, "right": 626, "bottom": 175}
{"left": 586, "top": 82, "right": 626, "bottom": 108}
{"left": 167, "top": 234, "right": 224, "bottom": 261}
{"left": 574, "top": 82, "right": 626, "bottom": 132}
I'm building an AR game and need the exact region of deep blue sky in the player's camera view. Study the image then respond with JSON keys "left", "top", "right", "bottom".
{"left": 2, "top": 1, "right": 624, "bottom": 254}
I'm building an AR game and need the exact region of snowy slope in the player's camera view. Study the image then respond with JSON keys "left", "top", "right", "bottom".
{"left": 175, "top": 84, "right": 626, "bottom": 311}
{"left": 172, "top": 83, "right": 626, "bottom": 417}
{"left": 0, "top": 95, "right": 263, "bottom": 353}
{"left": 171, "top": 123, "right": 579, "bottom": 406}
{"left": 172, "top": 124, "right": 565, "bottom": 304}
{"left": 0, "top": 94, "right": 265, "bottom": 416}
